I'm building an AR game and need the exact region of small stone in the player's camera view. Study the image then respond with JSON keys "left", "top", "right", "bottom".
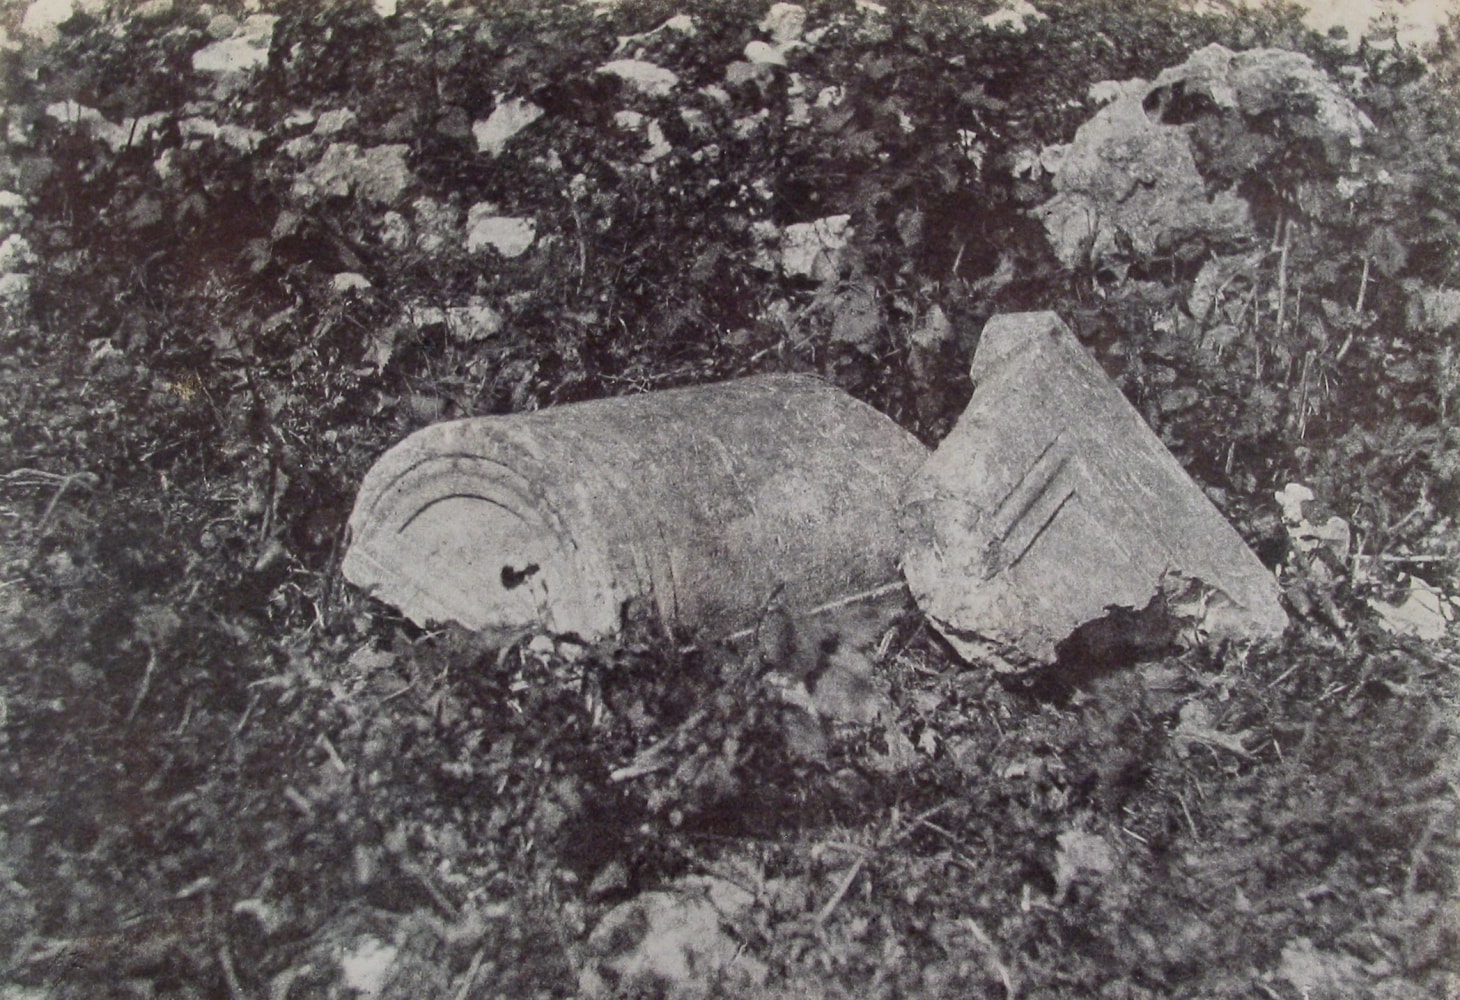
{"left": 0, "top": 234, "right": 35, "bottom": 272}
{"left": 192, "top": 14, "right": 277, "bottom": 74}
{"left": 465, "top": 207, "right": 536, "bottom": 257}
{"left": 614, "top": 112, "right": 671, "bottom": 163}
{"left": 780, "top": 214, "right": 851, "bottom": 280}
{"left": 910, "top": 303, "right": 953, "bottom": 352}
{"left": 332, "top": 272, "right": 372, "bottom": 293}
{"left": 339, "top": 937, "right": 397, "bottom": 997}
{"left": 613, "top": 14, "right": 696, "bottom": 53}
{"left": 595, "top": 60, "right": 679, "bottom": 97}
{"left": 744, "top": 40, "right": 787, "bottom": 65}
{"left": 412, "top": 197, "right": 461, "bottom": 253}
{"left": 760, "top": 3, "right": 807, "bottom": 44}
{"left": 828, "top": 282, "right": 881, "bottom": 347}
{"left": 378, "top": 211, "right": 410, "bottom": 250}
{"left": 406, "top": 304, "right": 448, "bottom": 329}
{"left": 178, "top": 118, "right": 265, "bottom": 154}
{"left": 1409, "top": 284, "right": 1460, "bottom": 332}
{"left": 205, "top": 13, "right": 239, "bottom": 38}
{"left": 0, "top": 273, "right": 31, "bottom": 302}
{"left": 473, "top": 97, "right": 544, "bottom": 156}
{"left": 1369, "top": 577, "right": 1452, "bottom": 641}
{"left": 19, "top": 0, "right": 96, "bottom": 45}
{"left": 724, "top": 60, "right": 770, "bottom": 86}
{"left": 579, "top": 879, "right": 765, "bottom": 999}
{"left": 981, "top": 0, "right": 1046, "bottom": 33}
{"left": 314, "top": 108, "right": 357, "bottom": 136}
{"left": 445, "top": 297, "right": 504, "bottom": 341}
{"left": 296, "top": 143, "right": 412, "bottom": 205}
{"left": 640, "top": 120, "right": 671, "bottom": 163}
{"left": 45, "top": 100, "right": 102, "bottom": 127}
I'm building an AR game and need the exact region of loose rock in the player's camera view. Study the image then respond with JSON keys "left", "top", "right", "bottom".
{"left": 595, "top": 60, "right": 679, "bottom": 97}
{"left": 1035, "top": 44, "right": 1368, "bottom": 270}
{"left": 473, "top": 97, "right": 544, "bottom": 156}
{"left": 465, "top": 208, "right": 536, "bottom": 257}
{"left": 780, "top": 214, "right": 851, "bottom": 280}
{"left": 191, "top": 14, "right": 277, "bottom": 75}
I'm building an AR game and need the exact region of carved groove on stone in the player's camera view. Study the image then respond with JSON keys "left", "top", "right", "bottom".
{"left": 981, "top": 433, "right": 1078, "bottom": 580}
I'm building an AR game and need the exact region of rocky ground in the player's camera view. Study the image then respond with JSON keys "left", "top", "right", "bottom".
{"left": 0, "top": 0, "right": 1457, "bottom": 997}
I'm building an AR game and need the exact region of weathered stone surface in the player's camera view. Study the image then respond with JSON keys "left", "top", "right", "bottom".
{"left": 780, "top": 214, "right": 851, "bottom": 279}
{"left": 594, "top": 59, "right": 680, "bottom": 97}
{"left": 982, "top": 0, "right": 1046, "bottom": 33}
{"left": 293, "top": 143, "right": 412, "bottom": 204}
{"left": 465, "top": 207, "right": 536, "bottom": 256}
{"left": 20, "top": 0, "right": 105, "bottom": 45}
{"left": 1035, "top": 80, "right": 1250, "bottom": 270}
{"left": 579, "top": 877, "right": 766, "bottom": 999}
{"left": 473, "top": 98, "right": 544, "bottom": 156}
{"left": 191, "top": 14, "right": 277, "bottom": 74}
{"left": 900, "top": 311, "right": 1287, "bottom": 670}
{"left": 344, "top": 374, "right": 927, "bottom": 640}
{"left": 1035, "top": 44, "right": 1367, "bottom": 270}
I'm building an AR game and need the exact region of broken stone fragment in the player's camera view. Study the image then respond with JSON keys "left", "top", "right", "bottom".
{"left": 294, "top": 143, "right": 412, "bottom": 204}
{"left": 900, "top": 311, "right": 1287, "bottom": 670}
{"left": 191, "top": 14, "right": 277, "bottom": 74}
{"left": 473, "top": 97, "right": 544, "bottom": 156}
{"left": 760, "top": 3, "right": 807, "bottom": 45}
{"left": 780, "top": 214, "right": 851, "bottom": 280}
{"left": 578, "top": 877, "right": 766, "bottom": 998}
{"left": 1035, "top": 44, "right": 1367, "bottom": 271}
{"left": 594, "top": 60, "right": 680, "bottom": 97}
{"left": 344, "top": 374, "right": 926, "bottom": 640}
{"left": 21, "top": 0, "right": 110, "bottom": 45}
{"left": 464, "top": 208, "right": 536, "bottom": 257}
{"left": 981, "top": 0, "right": 1046, "bottom": 33}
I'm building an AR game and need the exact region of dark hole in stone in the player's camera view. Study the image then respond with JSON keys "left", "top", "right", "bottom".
{"left": 1142, "top": 81, "right": 1220, "bottom": 126}
{"left": 501, "top": 562, "right": 540, "bottom": 589}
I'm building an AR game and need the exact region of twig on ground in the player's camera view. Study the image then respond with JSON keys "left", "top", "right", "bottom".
{"left": 126, "top": 643, "right": 159, "bottom": 723}
{"left": 1403, "top": 810, "right": 1445, "bottom": 900}
{"left": 1264, "top": 661, "right": 1304, "bottom": 690}
{"left": 1177, "top": 792, "right": 1199, "bottom": 839}
{"left": 818, "top": 802, "right": 954, "bottom": 923}
{"left": 963, "top": 917, "right": 1017, "bottom": 1000}
{"left": 453, "top": 947, "right": 487, "bottom": 1000}
{"left": 37, "top": 472, "right": 96, "bottom": 534}
{"left": 218, "top": 943, "right": 246, "bottom": 1000}
{"left": 235, "top": 690, "right": 260, "bottom": 736}
{"left": 816, "top": 853, "right": 867, "bottom": 924}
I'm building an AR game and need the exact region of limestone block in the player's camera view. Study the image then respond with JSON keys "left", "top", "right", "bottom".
{"left": 344, "top": 374, "right": 927, "bottom": 640}
{"left": 900, "top": 312, "right": 1287, "bottom": 669}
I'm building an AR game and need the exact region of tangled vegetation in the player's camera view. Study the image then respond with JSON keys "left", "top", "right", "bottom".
{"left": 1, "top": 0, "right": 1456, "bottom": 997}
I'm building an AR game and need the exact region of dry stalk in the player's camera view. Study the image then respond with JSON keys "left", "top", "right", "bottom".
{"left": 218, "top": 943, "right": 246, "bottom": 1000}
{"left": 963, "top": 916, "right": 1017, "bottom": 999}
{"left": 126, "top": 642, "right": 160, "bottom": 723}
{"left": 453, "top": 947, "right": 487, "bottom": 1000}
{"left": 1274, "top": 218, "right": 1291, "bottom": 339}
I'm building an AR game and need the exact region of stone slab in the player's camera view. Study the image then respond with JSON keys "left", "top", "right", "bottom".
{"left": 900, "top": 311, "right": 1287, "bottom": 669}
